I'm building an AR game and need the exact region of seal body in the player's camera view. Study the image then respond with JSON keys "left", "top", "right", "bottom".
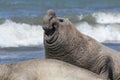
{"left": 42, "top": 10, "right": 120, "bottom": 80}
{"left": 0, "top": 59, "right": 103, "bottom": 80}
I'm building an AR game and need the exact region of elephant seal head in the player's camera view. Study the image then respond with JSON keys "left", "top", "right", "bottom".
{"left": 42, "top": 9, "right": 77, "bottom": 44}
{"left": 42, "top": 9, "right": 56, "bottom": 36}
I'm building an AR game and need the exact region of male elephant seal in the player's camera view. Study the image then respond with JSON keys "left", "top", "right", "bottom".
{"left": 42, "top": 9, "right": 120, "bottom": 80}
{"left": 0, "top": 59, "right": 103, "bottom": 80}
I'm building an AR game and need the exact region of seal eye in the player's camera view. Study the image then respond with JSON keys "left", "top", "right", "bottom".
{"left": 59, "top": 19, "right": 64, "bottom": 22}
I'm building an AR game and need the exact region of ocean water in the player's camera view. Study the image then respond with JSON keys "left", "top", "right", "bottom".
{"left": 0, "top": 0, "right": 120, "bottom": 63}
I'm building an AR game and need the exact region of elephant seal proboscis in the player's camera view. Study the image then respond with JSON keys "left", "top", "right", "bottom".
{"left": 0, "top": 59, "right": 104, "bottom": 80}
{"left": 42, "top": 9, "right": 120, "bottom": 80}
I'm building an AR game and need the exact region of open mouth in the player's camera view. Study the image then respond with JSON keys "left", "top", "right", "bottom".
{"left": 44, "top": 22, "right": 57, "bottom": 36}
{"left": 45, "top": 26, "right": 55, "bottom": 36}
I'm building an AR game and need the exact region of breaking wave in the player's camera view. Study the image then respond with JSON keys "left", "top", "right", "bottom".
{"left": 77, "top": 12, "right": 120, "bottom": 42}
{"left": 0, "top": 13, "right": 120, "bottom": 48}
{"left": 79, "top": 12, "right": 120, "bottom": 24}
{"left": 0, "top": 20, "right": 43, "bottom": 48}
{"left": 77, "top": 22, "right": 120, "bottom": 42}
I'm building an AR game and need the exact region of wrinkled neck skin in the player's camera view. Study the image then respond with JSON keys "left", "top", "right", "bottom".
{"left": 44, "top": 21, "right": 101, "bottom": 69}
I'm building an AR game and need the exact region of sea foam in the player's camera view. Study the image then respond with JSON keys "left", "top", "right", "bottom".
{"left": 92, "top": 12, "right": 120, "bottom": 24}
{"left": 78, "top": 12, "right": 120, "bottom": 42}
{"left": 0, "top": 20, "right": 43, "bottom": 48}
{"left": 0, "top": 19, "right": 120, "bottom": 48}
{"left": 77, "top": 22, "right": 120, "bottom": 42}
{"left": 79, "top": 12, "right": 120, "bottom": 24}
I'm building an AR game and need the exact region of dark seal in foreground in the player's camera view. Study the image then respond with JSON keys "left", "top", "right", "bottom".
{"left": 42, "top": 9, "right": 120, "bottom": 80}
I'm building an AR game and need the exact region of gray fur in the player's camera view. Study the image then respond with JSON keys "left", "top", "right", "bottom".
{"left": 43, "top": 10, "right": 120, "bottom": 80}
{"left": 0, "top": 59, "right": 104, "bottom": 80}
